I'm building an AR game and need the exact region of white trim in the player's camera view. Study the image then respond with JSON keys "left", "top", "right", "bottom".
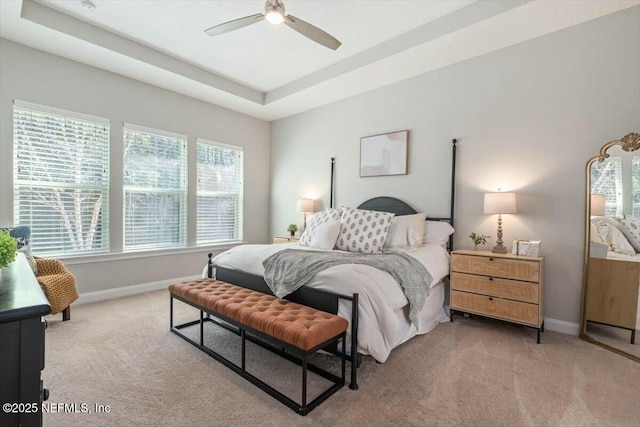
{"left": 197, "top": 137, "right": 244, "bottom": 151}
{"left": 76, "top": 274, "right": 201, "bottom": 306}
{"left": 544, "top": 317, "right": 580, "bottom": 336}
{"left": 13, "top": 99, "right": 110, "bottom": 125}
{"left": 59, "top": 242, "right": 244, "bottom": 265}
{"left": 124, "top": 122, "right": 187, "bottom": 141}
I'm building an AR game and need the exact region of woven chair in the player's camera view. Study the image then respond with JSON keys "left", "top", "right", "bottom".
{"left": 2, "top": 225, "right": 79, "bottom": 321}
{"left": 36, "top": 258, "right": 79, "bottom": 321}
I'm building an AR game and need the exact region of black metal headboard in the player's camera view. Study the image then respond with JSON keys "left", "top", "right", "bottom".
{"left": 330, "top": 138, "right": 457, "bottom": 250}
{"left": 356, "top": 197, "right": 417, "bottom": 216}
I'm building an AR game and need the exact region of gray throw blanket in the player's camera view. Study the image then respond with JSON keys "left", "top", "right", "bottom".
{"left": 262, "top": 249, "right": 433, "bottom": 328}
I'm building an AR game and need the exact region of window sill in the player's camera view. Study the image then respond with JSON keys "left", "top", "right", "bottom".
{"left": 59, "top": 241, "right": 245, "bottom": 266}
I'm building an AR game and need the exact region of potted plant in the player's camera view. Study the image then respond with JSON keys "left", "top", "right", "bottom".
{"left": 0, "top": 230, "right": 18, "bottom": 269}
{"left": 287, "top": 224, "right": 298, "bottom": 237}
{"left": 469, "top": 232, "right": 490, "bottom": 249}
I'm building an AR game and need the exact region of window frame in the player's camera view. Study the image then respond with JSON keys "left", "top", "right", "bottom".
{"left": 196, "top": 138, "right": 244, "bottom": 245}
{"left": 122, "top": 123, "right": 188, "bottom": 252}
{"left": 12, "top": 100, "right": 111, "bottom": 257}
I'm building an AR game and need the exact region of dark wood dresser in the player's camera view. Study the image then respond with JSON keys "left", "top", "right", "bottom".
{"left": 0, "top": 253, "right": 51, "bottom": 427}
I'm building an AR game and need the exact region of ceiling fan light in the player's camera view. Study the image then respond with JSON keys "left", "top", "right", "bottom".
{"left": 265, "top": 11, "right": 284, "bottom": 25}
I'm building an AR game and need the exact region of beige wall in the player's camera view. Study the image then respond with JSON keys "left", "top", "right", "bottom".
{"left": 0, "top": 39, "right": 271, "bottom": 294}
{"left": 270, "top": 7, "right": 640, "bottom": 327}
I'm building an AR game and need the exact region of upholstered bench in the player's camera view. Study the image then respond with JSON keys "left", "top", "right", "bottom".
{"left": 169, "top": 278, "right": 348, "bottom": 415}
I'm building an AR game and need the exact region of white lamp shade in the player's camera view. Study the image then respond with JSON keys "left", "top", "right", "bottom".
{"left": 484, "top": 192, "right": 517, "bottom": 214}
{"left": 591, "top": 194, "right": 606, "bottom": 216}
{"left": 296, "top": 198, "right": 314, "bottom": 213}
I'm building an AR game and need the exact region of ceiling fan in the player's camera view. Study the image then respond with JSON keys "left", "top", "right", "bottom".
{"left": 204, "top": 0, "right": 341, "bottom": 50}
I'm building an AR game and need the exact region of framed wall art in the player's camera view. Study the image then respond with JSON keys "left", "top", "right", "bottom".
{"left": 360, "top": 130, "right": 408, "bottom": 177}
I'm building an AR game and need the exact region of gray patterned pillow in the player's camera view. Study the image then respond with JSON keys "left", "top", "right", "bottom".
{"left": 299, "top": 208, "right": 342, "bottom": 247}
{"left": 336, "top": 208, "right": 395, "bottom": 254}
{"left": 615, "top": 217, "right": 640, "bottom": 252}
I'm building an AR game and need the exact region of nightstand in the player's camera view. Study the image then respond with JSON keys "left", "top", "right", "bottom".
{"left": 273, "top": 235, "right": 300, "bottom": 244}
{"left": 449, "top": 249, "right": 545, "bottom": 343}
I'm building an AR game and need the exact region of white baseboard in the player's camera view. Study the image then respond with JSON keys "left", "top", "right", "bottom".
{"left": 76, "top": 275, "right": 201, "bottom": 306}
{"left": 544, "top": 317, "right": 580, "bottom": 336}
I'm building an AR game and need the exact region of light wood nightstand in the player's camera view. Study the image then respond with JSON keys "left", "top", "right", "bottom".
{"left": 449, "top": 249, "right": 545, "bottom": 343}
{"left": 273, "top": 235, "right": 300, "bottom": 244}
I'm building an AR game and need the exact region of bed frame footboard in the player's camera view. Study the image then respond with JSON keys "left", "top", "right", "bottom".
{"left": 210, "top": 256, "right": 360, "bottom": 390}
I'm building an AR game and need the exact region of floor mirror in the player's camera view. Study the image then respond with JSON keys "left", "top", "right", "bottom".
{"left": 581, "top": 132, "right": 640, "bottom": 362}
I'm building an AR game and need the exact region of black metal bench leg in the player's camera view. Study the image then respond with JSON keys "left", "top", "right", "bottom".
{"left": 350, "top": 294, "right": 359, "bottom": 390}
{"left": 200, "top": 310, "right": 204, "bottom": 346}
{"left": 302, "top": 356, "right": 308, "bottom": 409}
{"left": 631, "top": 329, "right": 635, "bottom": 345}
{"left": 241, "top": 329, "right": 246, "bottom": 371}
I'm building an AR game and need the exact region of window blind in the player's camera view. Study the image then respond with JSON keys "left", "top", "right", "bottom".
{"left": 196, "top": 139, "right": 243, "bottom": 244}
{"left": 591, "top": 157, "right": 622, "bottom": 217}
{"left": 123, "top": 124, "right": 187, "bottom": 250}
{"left": 13, "top": 100, "right": 110, "bottom": 256}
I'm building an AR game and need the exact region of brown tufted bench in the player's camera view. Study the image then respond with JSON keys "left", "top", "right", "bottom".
{"left": 169, "top": 278, "right": 348, "bottom": 415}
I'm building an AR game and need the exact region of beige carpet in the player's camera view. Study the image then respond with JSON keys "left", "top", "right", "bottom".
{"left": 42, "top": 290, "right": 640, "bottom": 427}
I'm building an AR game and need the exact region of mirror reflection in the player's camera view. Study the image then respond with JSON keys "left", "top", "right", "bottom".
{"left": 584, "top": 137, "right": 640, "bottom": 360}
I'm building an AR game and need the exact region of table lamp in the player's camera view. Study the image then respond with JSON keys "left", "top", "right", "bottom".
{"left": 590, "top": 194, "right": 605, "bottom": 217}
{"left": 296, "top": 198, "right": 314, "bottom": 230}
{"left": 484, "top": 192, "right": 517, "bottom": 254}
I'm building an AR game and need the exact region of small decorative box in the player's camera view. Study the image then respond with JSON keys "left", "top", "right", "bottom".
{"left": 512, "top": 240, "right": 541, "bottom": 257}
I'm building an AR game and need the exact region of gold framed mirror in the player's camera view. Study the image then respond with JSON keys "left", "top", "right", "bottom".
{"left": 580, "top": 132, "right": 640, "bottom": 361}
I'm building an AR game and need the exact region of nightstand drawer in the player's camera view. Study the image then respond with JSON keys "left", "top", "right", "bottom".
{"left": 450, "top": 272, "right": 539, "bottom": 304}
{"left": 451, "top": 290, "right": 540, "bottom": 326}
{"left": 451, "top": 253, "right": 539, "bottom": 282}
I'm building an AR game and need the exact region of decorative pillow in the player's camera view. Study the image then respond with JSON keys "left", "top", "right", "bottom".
{"left": 591, "top": 217, "right": 635, "bottom": 255}
{"left": 383, "top": 213, "right": 427, "bottom": 248}
{"left": 423, "top": 221, "right": 455, "bottom": 247}
{"left": 307, "top": 219, "right": 341, "bottom": 250}
{"left": 0, "top": 226, "right": 37, "bottom": 274}
{"left": 383, "top": 219, "right": 410, "bottom": 248}
{"left": 299, "top": 208, "right": 342, "bottom": 247}
{"left": 614, "top": 217, "right": 640, "bottom": 253}
{"left": 336, "top": 208, "right": 395, "bottom": 254}
{"left": 19, "top": 245, "right": 38, "bottom": 275}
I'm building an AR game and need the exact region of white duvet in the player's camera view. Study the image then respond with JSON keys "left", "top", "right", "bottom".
{"left": 209, "top": 243, "right": 450, "bottom": 362}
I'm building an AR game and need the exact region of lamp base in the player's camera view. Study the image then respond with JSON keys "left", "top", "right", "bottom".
{"left": 492, "top": 244, "right": 508, "bottom": 254}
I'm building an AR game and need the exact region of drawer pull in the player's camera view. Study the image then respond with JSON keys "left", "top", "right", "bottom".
{"left": 488, "top": 297, "right": 493, "bottom": 301}
{"left": 489, "top": 257, "right": 494, "bottom": 261}
{"left": 489, "top": 277, "right": 493, "bottom": 281}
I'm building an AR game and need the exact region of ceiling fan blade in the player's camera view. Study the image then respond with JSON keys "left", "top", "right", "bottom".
{"left": 284, "top": 15, "right": 341, "bottom": 50}
{"left": 204, "top": 13, "right": 264, "bottom": 36}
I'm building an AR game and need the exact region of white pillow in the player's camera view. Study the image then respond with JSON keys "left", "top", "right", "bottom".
{"left": 18, "top": 244, "right": 38, "bottom": 275}
{"left": 299, "top": 208, "right": 342, "bottom": 247}
{"left": 384, "top": 220, "right": 410, "bottom": 248}
{"left": 591, "top": 217, "right": 635, "bottom": 255}
{"left": 307, "top": 219, "right": 341, "bottom": 250}
{"left": 615, "top": 217, "right": 640, "bottom": 253}
{"left": 383, "top": 213, "right": 427, "bottom": 248}
{"left": 336, "top": 208, "right": 395, "bottom": 254}
{"left": 423, "top": 220, "right": 455, "bottom": 246}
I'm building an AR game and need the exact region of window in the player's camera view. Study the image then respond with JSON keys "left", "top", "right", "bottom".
{"left": 591, "top": 157, "right": 622, "bottom": 217}
{"left": 123, "top": 124, "right": 187, "bottom": 250}
{"left": 633, "top": 156, "right": 640, "bottom": 217}
{"left": 13, "top": 100, "right": 110, "bottom": 256}
{"left": 197, "top": 139, "right": 243, "bottom": 244}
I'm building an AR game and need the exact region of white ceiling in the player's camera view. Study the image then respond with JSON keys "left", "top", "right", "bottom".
{"left": 1, "top": 0, "right": 638, "bottom": 121}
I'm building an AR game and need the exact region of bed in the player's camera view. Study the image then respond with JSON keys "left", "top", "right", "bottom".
{"left": 207, "top": 141, "right": 458, "bottom": 388}
{"left": 588, "top": 216, "right": 640, "bottom": 340}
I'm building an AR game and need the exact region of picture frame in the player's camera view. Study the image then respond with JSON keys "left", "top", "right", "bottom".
{"left": 360, "top": 130, "right": 408, "bottom": 177}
